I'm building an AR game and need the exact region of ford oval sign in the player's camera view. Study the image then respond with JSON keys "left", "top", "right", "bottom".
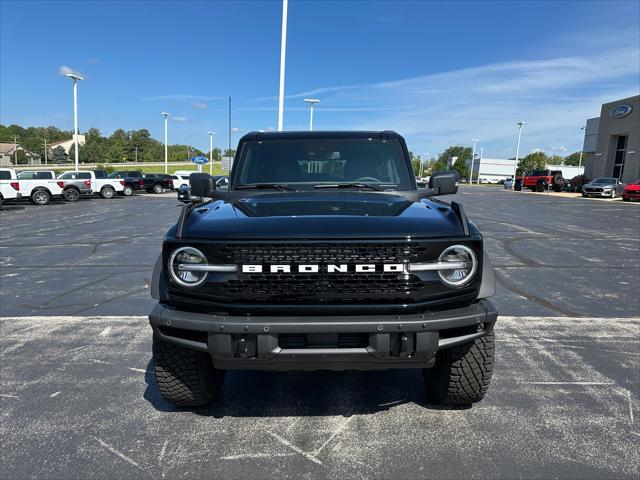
{"left": 610, "top": 104, "right": 633, "bottom": 119}
{"left": 191, "top": 156, "right": 209, "bottom": 165}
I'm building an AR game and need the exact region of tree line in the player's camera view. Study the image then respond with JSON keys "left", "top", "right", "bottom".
{"left": 410, "top": 146, "right": 584, "bottom": 179}
{"left": 0, "top": 124, "right": 235, "bottom": 164}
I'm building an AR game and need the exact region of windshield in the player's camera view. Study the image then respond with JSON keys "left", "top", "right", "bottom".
{"left": 234, "top": 138, "right": 413, "bottom": 190}
{"left": 593, "top": 178, "right": 616, "bottom": 184}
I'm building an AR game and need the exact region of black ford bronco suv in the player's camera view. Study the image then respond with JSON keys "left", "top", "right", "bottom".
{"left": 149, "top": 131, "right": 497, "bottom": 407}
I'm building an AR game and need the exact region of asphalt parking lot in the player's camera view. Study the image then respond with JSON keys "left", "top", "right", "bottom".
{"left": 1, "top": 188, "right": 639, "bottom": 479}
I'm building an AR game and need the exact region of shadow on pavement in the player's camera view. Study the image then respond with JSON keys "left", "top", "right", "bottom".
{"left": 142, "top": 357, "right": 469, "bottom": 417}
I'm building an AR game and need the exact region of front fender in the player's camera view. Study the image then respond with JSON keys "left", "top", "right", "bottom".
{"left": 151, "top": 253, "right": 168, "bottom": 301}
{"left": 477, "top": 249, "right": 496, "bottom": 299}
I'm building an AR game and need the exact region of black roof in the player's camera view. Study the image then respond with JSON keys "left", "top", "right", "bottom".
{"left": 238, "top": 130, "right": 402, "bottom": 142}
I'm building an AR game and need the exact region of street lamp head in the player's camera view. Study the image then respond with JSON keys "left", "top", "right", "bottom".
{"left": 65, "top": 73, "right": 84, "bottom": 81}
{"left": 208, "top": 131, "right": 215, "bottom": 135}
{"left": 471, "top": 138, "right": 480, "bottom": 143}
{"left": 304, "top": 98, "right": 320, "bottom": 105}
{"left": 162, "top": 112, "right": 170, "bottom": 117}
{"left": 517, "top": 121, "right": 526, "bottom": 127}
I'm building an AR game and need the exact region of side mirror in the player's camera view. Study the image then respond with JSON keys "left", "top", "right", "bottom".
{"left": 428, "top": 170, "right": 459, "bottom": 195}
{"left": 189, "top": 173, "right": 216, "bottom": 197}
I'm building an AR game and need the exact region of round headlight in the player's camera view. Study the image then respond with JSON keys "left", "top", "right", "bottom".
{"left": 168, "top": 246, "right": 208, "bottom": 287}
{"left": 437, "top": 245, "right": 478, "bottom": 287}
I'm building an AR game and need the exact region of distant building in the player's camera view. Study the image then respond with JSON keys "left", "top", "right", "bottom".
{"left": 0, "top": 143, "right": 42, "bottom": 167}
{"left": 467, "top": 158, "right": 516, "bottom": 183}
{"left": 467, "top": 157, "right": 584, "bottom": 183}
{"left": 583, "top": 95, "right": 639, "bottom": 182}
{"left": 47, "top": 134, "right": 86, "bottom": 156}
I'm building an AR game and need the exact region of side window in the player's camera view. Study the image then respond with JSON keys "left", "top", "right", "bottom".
{"left": 36, "top": 172, "right": 54, "bottom": 179}
{"left": 78, "top": 172, "right": 92, "bottom": 179}
{"left": 60, "top": 172, "right": 73, "bottom": 179}
{"left": 0, "top": 171, "right": 12, "bottom": 180}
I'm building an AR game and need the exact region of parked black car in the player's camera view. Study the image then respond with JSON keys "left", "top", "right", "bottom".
{"left": 108, "top": 170, "right": 144, "bottom": 196}
{"left": 142, "top": 173, "right": 174, "bottom": 193}
{"left": 150, "top": 130, "right": 497, "bottom": 409}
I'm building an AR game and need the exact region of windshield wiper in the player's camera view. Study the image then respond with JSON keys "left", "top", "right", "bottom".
{"left": 314, "top": 183, "right": 385, "bottom": 191}
{"left": 236, "top": 183, "right": 293, "bottom": 191}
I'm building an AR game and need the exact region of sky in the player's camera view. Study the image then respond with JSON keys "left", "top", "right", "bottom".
{"left": 1, "top": 0, "right": 639, "bottom": 158}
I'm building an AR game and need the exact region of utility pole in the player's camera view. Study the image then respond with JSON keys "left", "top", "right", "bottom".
{"left": 228, "top": 96, "right": 232, "bottom": 160}
{"left": 579, "top": 125, "right": 586, "bottom": 170}
{"left": 208, "top": 132, "right": 215, "bottom": 175}
{"left": 277, "top": 0, "right": 288, "bottom": 131}
{"left": 304, "top": 98, "right": 320, "bottom": 130}
{"left": 470, "top": 139, "right": 479, "bottom": 184}
{"left": 134, "top": 146, "right": 138, "bottom": 162}
{"left": 43, "top": 138, "right": 48, "bottom": 165}
{"left": 13, "top": 135, "right": 18, "bottom": 165}
{"left": 512, "top": 122, "right": 526, "bottom": 189}
{"left": 162, "top": 112, "right": 169, "bottom": 174}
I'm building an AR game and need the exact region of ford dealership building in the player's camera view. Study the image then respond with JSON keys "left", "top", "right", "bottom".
{"left": 583, "top": 95, "right": 639, "bottom": 183}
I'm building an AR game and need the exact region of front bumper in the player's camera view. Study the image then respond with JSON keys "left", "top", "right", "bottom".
{"left": 149, "top": 300, "right": 498, "bottom": 370}
{"left": 583, "top": 190, "right": 611, "bottom": 197}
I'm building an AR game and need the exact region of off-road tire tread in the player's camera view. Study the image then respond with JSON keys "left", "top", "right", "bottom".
{"left": 424, "top": 331, "right": 495, "bottom": 405}
{"left": 153, "top": 335, "right": 224, "bottom": 407}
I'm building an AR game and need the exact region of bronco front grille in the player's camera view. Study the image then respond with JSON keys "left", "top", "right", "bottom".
{"left": 167, "top": 240, "right": 482, "bottom": 306}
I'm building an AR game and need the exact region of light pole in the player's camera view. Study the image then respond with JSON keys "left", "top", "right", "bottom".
{"left": 470, "top": 139, "right": 479, "bottom": 184}
{"left": 512, "top": 122, "right": 526, "bottom": 189}
{"left": 66, "top": 73, "right": 83, "bottom": 171}
{"left": 304, "top": 98, "right": 319, "bottom": 131}
{"left": 208, "top": 131, "right": 215, "bottom": 175}
{"left": 277, "top": 0, "right": 288, "bottom": 131}
{"left": 43, "top": 138, "right": 47, "bottom": 165}
{"left": 162, "top": 112, "right": 169, "bottom": 174}
{"left": 579, "top": 125, "right": 586, "bottom": 169}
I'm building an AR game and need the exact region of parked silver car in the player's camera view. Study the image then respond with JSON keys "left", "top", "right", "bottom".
{"left": 582, "top": 177, "right": 626, "bottom": 198}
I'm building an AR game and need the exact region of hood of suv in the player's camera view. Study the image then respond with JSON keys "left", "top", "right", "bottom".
{"left": 178, "top": 191, "right": 470, "bottom": 239}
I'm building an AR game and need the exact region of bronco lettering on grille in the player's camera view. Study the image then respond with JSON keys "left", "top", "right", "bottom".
{"left": 241, "top": 264, "right": 406, "bottom": 274}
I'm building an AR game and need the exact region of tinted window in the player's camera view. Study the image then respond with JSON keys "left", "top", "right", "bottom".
{"left": 108, "top": 171, "right": 123, "bottom": 178}
{"left": 60, "top": 172, "right": 92, "bottom": 180}
{"left": 93, "top": 170, "right": 107, "bottom": 178}
{"left": 235, "top": 138, "right": 412, "bottom": 190}
{"left": 0, "top": 171, "right": 12, "bottom": 180}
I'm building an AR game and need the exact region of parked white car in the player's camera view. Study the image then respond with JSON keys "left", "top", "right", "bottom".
{"left": 58, "top": 170, "right": 125, "bottom": 199}
{"left": 13, "top": 170, "right": 63, "bottom": 205}
{"left": 171, "top": 171, "right": 192, "bottom": 190}
{"left": 0, "top": 168, "right": 22, "bottom": 208}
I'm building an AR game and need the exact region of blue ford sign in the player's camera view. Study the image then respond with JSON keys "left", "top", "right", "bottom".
{"left": 191, "top": 156, "right": 209, "bottom": 165}
{"left": 610, "top": 104, "right": 633, "bottom": 119}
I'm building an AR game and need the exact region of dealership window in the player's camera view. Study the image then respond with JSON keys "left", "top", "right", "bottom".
{"left": 612, "top": 135, "right": 627, "bottom": 179}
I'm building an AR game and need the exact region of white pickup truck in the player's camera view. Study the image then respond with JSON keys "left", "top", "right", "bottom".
{"left": 57, "top": 170, "right": 125, "bottom": 199}
{"left": 13, "top": 169, "right": 63, "bottom": 205}
{"left": 0, "top": 168, "right": 22, "bottom": 208}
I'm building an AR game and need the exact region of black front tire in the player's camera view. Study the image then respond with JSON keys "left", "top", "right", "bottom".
{"left": 423, "top": 330, "right": 495, "bottom": 406}
{"left": 152, "top": 335, "right": 225, "bottom": 407}
{"left": 153, "top": 183, "right": 163, "bottom": 194}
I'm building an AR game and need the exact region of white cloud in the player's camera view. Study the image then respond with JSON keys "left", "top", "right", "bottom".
{"left": 173, "top": 116, "right": 187, "bottom": 122}
{"left": 88, "top": 58, "right": 100, "bottom": 64}
{"left": 191, "top": 102, "right": 208, "bottom": 110}
{"left": 231, "top": 127, "right": 242, "bottom": 132}
{"left": 58, "top": 65, "right": 83, "bottom": 77}
{"left": 266, "top": 45, "right": 639, "bottom": 157}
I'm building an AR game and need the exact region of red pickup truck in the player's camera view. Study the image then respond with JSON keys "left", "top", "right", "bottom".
{"left": 522, "top": 169, "right": 564, "bottom": 192}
